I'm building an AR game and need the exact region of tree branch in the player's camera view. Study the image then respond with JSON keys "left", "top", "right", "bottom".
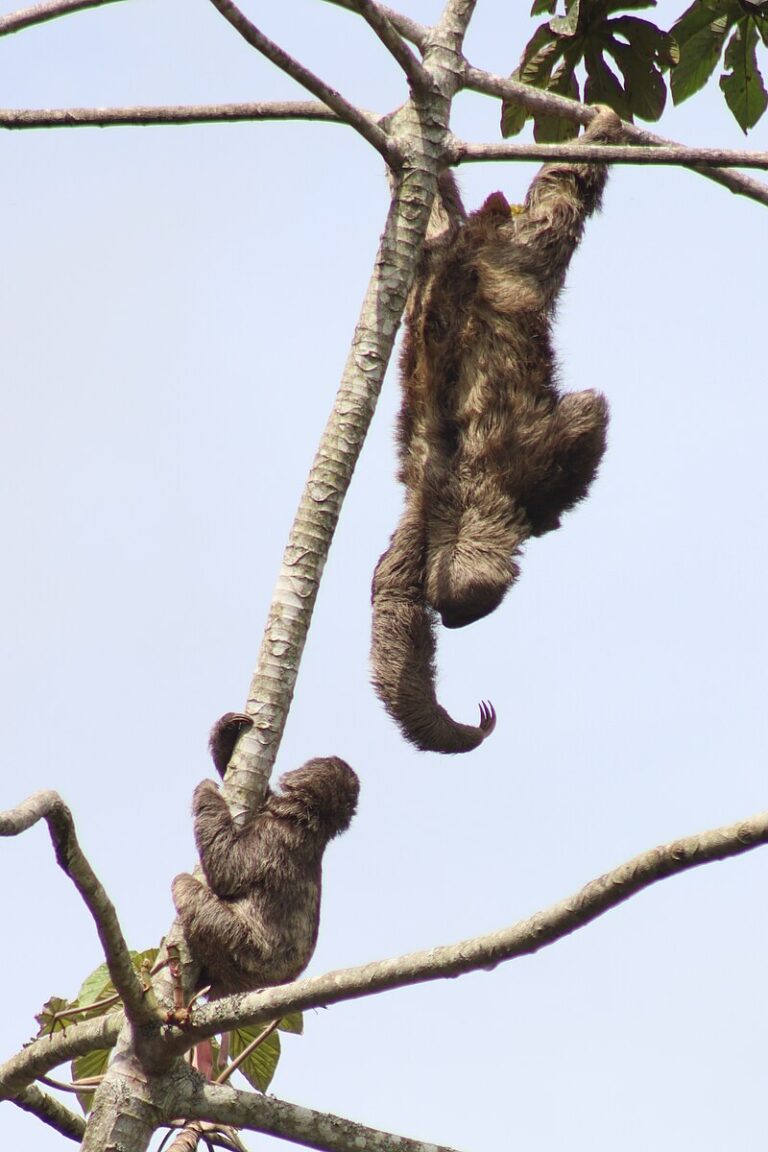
{"left": 320, "top": 0, "right": 428, "bottom": 50}
{"left": 450, "top": 137, "right": 768, "bottom": 169}
{"left": 0, "top": 1014, "right": 120, "bottom": 1098}
{"left": 0, "top": 102, "right": 347, "bottom": 130}
{"left": 436, "top": 0, "right": 477, "bottom": 46}
{"left": 0, "top": 792, "right": 158, "bottom": 1030}
{"left": 462, "top": 64, "right": 768, "bottom": 208}
{"left": 12, "top": 1085, "right": 86, "bottom": 1142}
{"left": 207, "top": 0, "right": 395, "bottom": 162}
{"left": 346, "top": 0, "right": 430, "bottom": 91}
{"left": 185, "top": 807, "right": 768, "bottom": 1040}
{"left": 223, "top": 148, "right": 438, "bottom": 815}
{"left": 0, "top": 0, "right": 123, "bottom": 36}
{"left": 184, "top": 1082, "right": 463, "bottom": 1152}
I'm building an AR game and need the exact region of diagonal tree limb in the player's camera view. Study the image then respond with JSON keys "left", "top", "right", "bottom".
{"left": 183, "top": 1082, "right": 464, "bottom": 1152}
{"left": 462, "top": 64, "right": 768, "bottom": 208}
{"left": 320, "top": 0, "right": 428, "bottom": 50}
{"left": 346, "top": 0, "right": 430, "bottom": 90}
{"left": 0, "top": 0, "right": 123, "bottom": 36}
{"left": 182, "top": 806, "right": 768, "bottom": 1041}
{"left": 206, "top": 0, "right": 396, "bottom": 163}
{"left": 12, "top": 1084, "right": 86, "bottom": 1142}
{"left": 449, "top": 137, "right": 768, "bottom": 169}
{"left": 0, "top": 792, "right": 158, "bottom": 1031}
{"left": 0, "top": 102, "right": 347, "bottom": 130}
{"left": 0, "top": 1014, "right": 121, "bottom": 1099}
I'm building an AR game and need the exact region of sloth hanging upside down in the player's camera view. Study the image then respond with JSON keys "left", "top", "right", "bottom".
{"left": 371, "top": 107, "right": 624, "bottom": 754}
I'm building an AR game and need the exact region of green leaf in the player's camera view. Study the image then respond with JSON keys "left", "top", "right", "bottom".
{"left": 551, "top": 0, "right": 581, "bottom": 37}
{"left": 228, "top": 1025, "right": 282, "bottom": 1093}
{"left": 584, "top": 47, "right": 634, "bottom": 117}
{"left": 670, "top": 11, "right": 734, "bottom": 102}
{"left": 720, "top": 18, "right": 768, "bottom": 129}
{"left": 520, "top": 36, "right": 567, "bottom": 85}
{"left": 607, "top": 37, "right": 668, "bottom": 118}
{"left": 602, "top": 0, "right": 658, "bottom": 12}
{"left": 77, "top": 949, "right": 158, "bottom": 1010}
{"left": 35, "top": 996, "right": 79, "bottom": 1038}
{"left": 608, "top": 15, "right": 680, "bottom": 65}
{"left": 277, "top": 1011, "right": 304, "bottom": 1035}
{"left": 533, "top": 61, "right": 582, "bottom": 139}
{"left": 757, "top": 15, "right": 768, "bottom": 48}
{"left": 531, "top": 0, "right": 557, "bottom": 14}
{"left": 500, "top": 97, "right": 529, "bottom": 138}
{"left": 77, "top": 964, "right": 114, "bottom": 1007}
{"left": 72, "top": 1047, "right": 111, "bottom": 1115}
{"left": 671, "top": 0, "right": 738, "bottom": 46}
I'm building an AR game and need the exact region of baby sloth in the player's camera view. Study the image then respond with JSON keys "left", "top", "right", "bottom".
{"left": 371, "top": 107, "right": 623, "bottom": 753}
{"left": 172, "top": 713, "right": 359, "bottom": 996}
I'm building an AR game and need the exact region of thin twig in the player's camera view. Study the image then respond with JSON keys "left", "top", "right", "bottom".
{"left": 186, "top": 806, "right": 768, "bottom": 1040}
{"left": 462, "top": 64, "right": 768, "bottom": 208}
{"left": 348, "top": 0, "right": 430, "bottom": 90}
{"left": 214, "top": 1020, "right": 279, "bottom": 1085}
{"left": 11, "top": 1084, "right": 86, "bottom": 1142}
{"left": 450, "top": 137, "right": 768, "bottom": 169}
{"left": 50, "top": 994, "right": 120, "bottom": 1024}
{"left": 320, "top": 0, "right": 427, "bottom": 49}
{"left": 207, "top": 0, "right": 395, "bottom": 162}
{"left": 39, "top": 1074, "right": 101, "bottom": 1095}
{"left": 0, "top": 791, "right": 157, "bottom": 1031}
{"left": 0, "top": 0, "right": 123, "bottom": 36}
{"left": 0, "top": 102, "right": 347, "bottom": 130}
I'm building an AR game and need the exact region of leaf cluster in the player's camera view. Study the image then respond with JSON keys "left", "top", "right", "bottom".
{"left": 671, "top": 0, "right": 768, "bottom": 130}
{"left": 502, "top": 0, "right": 768, "bottom": 139}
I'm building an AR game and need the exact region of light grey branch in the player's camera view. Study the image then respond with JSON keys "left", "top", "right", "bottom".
{"left": 451, "top": 138, "right": 768, "bottom": 170}
{"left": 0, "top": 102, "right": 346, "bottom": 129}
{"left": 347, "top": 0, "right": 430, "bottom": 90}
{"left": 12, "top": 1085, "right": 86, "bottom": 1142}
{"left": 436, "top": 0, "right": 477, "bottom": 46}
{"left": 186, "top": 807, "right": 768, "bottom": 1039}
{"left": 207, "top": 0, "right": 395, "bottom": 162}
{"left": 223, "top": 152, "right": 438, "bottom": 815}
{"left": 0, "top": 0, "right": 123, "bottom": 36}
{"left": 0, "top": 792, "right": 157, "bottom": 1030}
{"left": 462, "top": 64, "right": 768, "bottom": 208}
{"left": 0, "top": 1014, "right": 120, "bottom": 1098}
{"left": 320, "top": 0, "right": 427, "bottom": 49}
{"left": 185, "top": 1082, "right": 463, "bottom": 1152}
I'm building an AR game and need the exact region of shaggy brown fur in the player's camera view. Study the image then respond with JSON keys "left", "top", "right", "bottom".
{"left": 172, "top": 714, "right": 359, "bottom": 996}
{"left": 371, "top": 107, "right": 622, "bottom": 753}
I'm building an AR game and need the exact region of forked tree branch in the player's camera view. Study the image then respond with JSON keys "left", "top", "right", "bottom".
{"left": 12, "top": 1085, "right": 86, "bottom": 1143}
{"left": 184, "top": 1082, "right": 463, "bottom": 1152}
{"left": 0, "top": 793, "right": 157, "bottom": 1031}
{"left": 348, "top": 0, "right": 430, "bottom": 90}
{"left": 0, "top": 0, "right": 123, "bottom": 36}
{"left": 462, "top": 64, "right": 768, "bottom": 208}
{"left": 0, "top": 102, "right": 345, "bottom": 129}
{"left": 321, "top": 0, "right": 428, "bottom": 49}
{"left": 206, "top": 0, "right": 395, "bottom": 163}
{"left": 183, "top": 806, "right": 768, "bottom": 1040}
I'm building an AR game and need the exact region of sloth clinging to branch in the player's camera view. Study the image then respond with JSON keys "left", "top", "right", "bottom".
{"left": 173, "top": 713, "right": 359, "bottom": 996}
{"left": 371, "top": 106, "right": 624, "bottom": 754}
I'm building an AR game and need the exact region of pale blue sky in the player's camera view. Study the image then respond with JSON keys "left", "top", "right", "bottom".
{"left": 1, "top": 2, "right": 766, "bottom": 1149}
